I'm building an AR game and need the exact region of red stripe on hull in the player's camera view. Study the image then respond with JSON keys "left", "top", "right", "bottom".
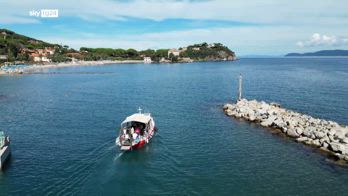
{"left": 132, "top": 140, "right": 146, "bottom": 149}
{"left": 121, "top": 127, "right": 157, "bottom": 151}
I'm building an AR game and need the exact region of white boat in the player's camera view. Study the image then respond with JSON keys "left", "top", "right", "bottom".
{"left": 116, "top": 108, "right": 156, "bottom": 151}
{"left": 0, "top": 130, "right": 11, "bottom": 170}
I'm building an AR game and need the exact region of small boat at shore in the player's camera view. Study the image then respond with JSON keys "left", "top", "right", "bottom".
{"left": 0, "top": 130, "right": 11, "bottom": 170}
{"left": 116, "top": 108, "right": 156, "bottom": 151}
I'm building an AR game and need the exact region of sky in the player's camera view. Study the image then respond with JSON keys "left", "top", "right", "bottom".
{"left": 0, "top": 0, "right": 348, "bottom": 56}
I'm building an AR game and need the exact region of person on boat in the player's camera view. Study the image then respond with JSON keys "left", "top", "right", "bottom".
{"left": 124, "top": 132, "right": 130, "bottom": 142}
{"left": 132, "top": 131, "right": 139, "bottom": 143}
{"left": 121, "top": 128, "right": 127, "bottom": 142}
{"left": 132, "top": 132, "right": 137, "bottom": 139}
{"left": 135, "top": 127, "right": 141, "bottom": 135}
{"left": 130, "top": 127, "right": 134, "bottom": 134}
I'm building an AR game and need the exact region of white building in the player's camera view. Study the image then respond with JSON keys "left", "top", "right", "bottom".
{"left": 41, "top": 56, "right": 51, "bottom": 62}
{"left": 33, "top": 56, "right": 41, "bottom": 62}
{"left": 31, "top": 54, "right": 51, "bottom": 62}
{"left": 0, "top": 55, "right": 7, "bottom": 60}
{"left": 144, "top": 57, "right": 152, "bottom": 63}
{"left": 168, "top": 49, "right": 181, "bottom": 57}
{"left": 208, "top": 43, "right": 216, "bottom": 48}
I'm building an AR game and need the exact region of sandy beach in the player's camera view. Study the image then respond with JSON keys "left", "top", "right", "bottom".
{"left": 0, "top": 60, "right": 144, "bottom": 75}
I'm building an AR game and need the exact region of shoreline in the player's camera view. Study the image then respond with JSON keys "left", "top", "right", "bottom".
{"left": 0, "top": 60, "right": 144, "bottom": 75}
{"left": 0, "top": 59, "right": 236, "bottom": 75}
{"left": 223, "top": 99, "right": 348, "bottom": 165}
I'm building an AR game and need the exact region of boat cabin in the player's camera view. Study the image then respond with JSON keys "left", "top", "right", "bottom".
{"left": 118, "top": 113, "right": 154, "bottom": 150}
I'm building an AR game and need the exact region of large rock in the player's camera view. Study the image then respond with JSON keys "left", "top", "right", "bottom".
{"left": 249, "top": 114, "right": 256, "bottom": 121}
{"left": 223, "top": 104, "right": 234, "bottom": 110}
{"left": 330, "top": 142, "right": 348, "bottom": 155}
{"left": 328, "top": 121, "right": 339, "bottom": 128}
{"left": 273, "top": 118, "right": 286, "bottom": 129}
{"left": 267, "top": 109, "right": 278, "bottom": 116}
{"left": 305, "top": 138, "right": 313, "bottom": 145}
{"left": 295, "top": 127, "right": 304, "bottom": 135}
{"left": 328, "top": 129, "right": 336, "bottom": 136}
{"left": 334, "top": 128, "right": 346, "bottom": 140}
{"left": 226, "top": 109, "right": 234, "bottom": 116}
{"left": 258, "top": 109, "right": 268, "bottom": 116}
{"left": 260, "top": 121, "right": 270, "bottom": 127}
{"left": 260, "top": 116, "right": 276, "bottom": 127}
{"left": 296, "top": 137, "right": 308, "bottom": 143}
{"left": 314, "top": 131, "right": 326, "bottom": 139}
{"left": 345, "top": 155, "right": 348, "bottom": 161}
{"left": 302, "top": 128, "right": 312, "bottom": 137}
{"left": 319, "top": 136, "right": 330, "bottom": 144}
{"left": 341, "top": 138, "right": 348, "bottom": 144}
{"left": 270, "top": 102, "right": 281, "bottom": 108}
{"left": 322, "top": 142, "right": 329, "bottom": 149}
{"left": 335, "top": 153, "right": 345, "bottom": 160}
{"left": 287, "top": 129, "right": 300, "bottom": 138}
{"left": 311, "top": 139, "right": 321, "bottom": 147}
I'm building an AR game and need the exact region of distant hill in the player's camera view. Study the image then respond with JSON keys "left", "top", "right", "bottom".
{"left": 0, "top": 29, "right": 62, "bottom": 61}
{"left": 285, "top": 50, "right": 348, "bottom": 57}
{"left": 0, "top": 29, "right": 56, "bottom": 50}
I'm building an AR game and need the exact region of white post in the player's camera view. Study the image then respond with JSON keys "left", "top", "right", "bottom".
{"left": 238, "top": 74, "right": 242, "bottom": 102}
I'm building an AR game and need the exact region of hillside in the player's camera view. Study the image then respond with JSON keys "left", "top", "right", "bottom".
{"left": 0, "top": 29, "right": 236, "bottom": 64}
{"left": 0, "top": 29, "right": 62, "bottom": 62}
{"left": 80, "top": 43, "right": 236, "bottom": 62}
{"left": 285, "top": 50, "right": 348, "bottom": 57}
{"left": 180, "top": 43, "right": 236, "bottom": 61}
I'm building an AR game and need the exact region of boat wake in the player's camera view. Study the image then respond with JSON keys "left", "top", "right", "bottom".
{"left": 113, "top": 152, "right": 125, "bottom": 162}
{"left": 41, "top": 139, "right": 115, "bottom": 195}
{"left": 108, "top": 144, "right": 116, "bottom": 151}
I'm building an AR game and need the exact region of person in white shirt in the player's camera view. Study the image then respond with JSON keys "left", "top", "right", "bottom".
{"left": 132, "top": 132, "right": 138, "bottom": 140}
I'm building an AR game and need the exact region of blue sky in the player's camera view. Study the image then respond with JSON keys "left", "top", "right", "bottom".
{"left": 0, "top": 0, "right": 348, "bottom": 55}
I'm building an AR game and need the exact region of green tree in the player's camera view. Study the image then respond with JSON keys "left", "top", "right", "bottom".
{"left": 126, "top": 49, "right": 138, "bottom": 58}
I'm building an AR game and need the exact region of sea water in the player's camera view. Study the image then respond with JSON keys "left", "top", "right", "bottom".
{"left": 0, "top": 58, "right": 347, "bottom": 195}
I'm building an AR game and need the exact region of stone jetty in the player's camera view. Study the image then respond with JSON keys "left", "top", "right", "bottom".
{"left": 223, "top": 99, "right": 348, "bottom": 162}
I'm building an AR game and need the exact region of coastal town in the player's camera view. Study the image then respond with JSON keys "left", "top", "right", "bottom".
{"left": 0, "top": 29, "right": 236, "bottom": 74}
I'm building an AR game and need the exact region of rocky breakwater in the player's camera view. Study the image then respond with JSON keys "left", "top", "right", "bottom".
{"left": 223, "top": 99, "right": 348, "bottom": 163}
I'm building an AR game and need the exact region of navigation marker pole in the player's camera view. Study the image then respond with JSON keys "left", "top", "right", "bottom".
{"left": 238, "top": 74, "right": 243, "bottom": 102}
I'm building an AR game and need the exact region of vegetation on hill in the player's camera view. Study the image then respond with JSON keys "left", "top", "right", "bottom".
{"left": 180, "top": 43, "right": 235, "bottom": 61}
{"left": 0, "top": 28, "right": 236, "bottom": 64}
{"left": 79, "top": 47, "right": 170, "bottom": 62}
{"left": 79, "top": 43, "right": 236, "bottom": 62}
{"left": 0, "top": 29, "right": 61, "bottom": 62}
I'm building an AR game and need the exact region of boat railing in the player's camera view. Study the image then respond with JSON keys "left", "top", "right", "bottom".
{"left": 0, "top": 137, "right": 5, "bottom": 149}
{"left": 120, "top": 132, "right": 133, "bottom": 147}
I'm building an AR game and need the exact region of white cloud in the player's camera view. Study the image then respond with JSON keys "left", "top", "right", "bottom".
{"left": 1, "top": 0, "right": 348, "bottom": 54}
{"left": 0, "top": 0, "right": 348, "bottom": 25}
{"left": 40, "top": 26, "right": 308, "bottom": 55}
{"left": 0, "top": 16, "right": 40, "bottom": 24}
{"left": 297, "top": 33, "right": 348, "bottom": 47}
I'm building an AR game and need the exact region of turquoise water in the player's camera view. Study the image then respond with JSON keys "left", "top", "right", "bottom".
{"left": 0, "top": 58, "right": 348, "bottom": 195}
